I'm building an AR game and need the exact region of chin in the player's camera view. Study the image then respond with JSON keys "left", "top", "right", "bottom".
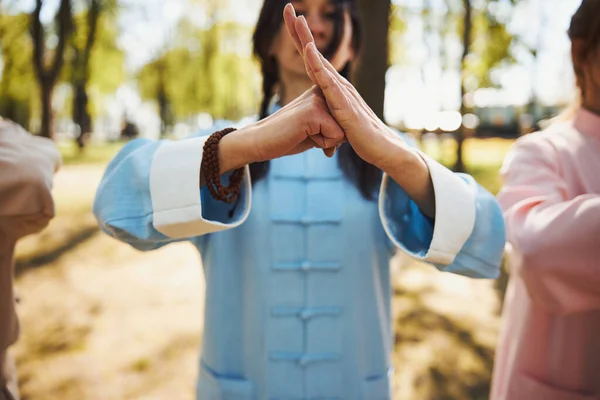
{"left": 281, "top": 62, "right": 312, "bottom": 80}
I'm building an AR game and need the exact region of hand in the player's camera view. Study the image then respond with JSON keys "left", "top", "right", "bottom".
{"left": 283, "top": 4, "right": 403, "bottom": 169}
{"left": 284, "top": 4, "right": 436, "bottom": 217}
{"left": 219, "top": 86, "right": 346, "bottom": 173}
{"left": 283, "top": 3, "right": 354, "bottom": 83}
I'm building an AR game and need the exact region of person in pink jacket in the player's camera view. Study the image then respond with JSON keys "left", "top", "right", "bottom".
{"left": 0, "top": 118, "right": 61, "bottom": 400}
{"left": 490, "top": 1, "right": 600, "bottom": 399}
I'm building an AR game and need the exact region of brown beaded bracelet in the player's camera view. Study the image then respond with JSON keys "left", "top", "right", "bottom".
{"left": 201, "top": 128, "right": 245, "bottom": 209}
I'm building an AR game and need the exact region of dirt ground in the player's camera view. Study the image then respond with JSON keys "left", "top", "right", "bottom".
{"left": 12, "top": 164, "right": 506, "bottom": 400}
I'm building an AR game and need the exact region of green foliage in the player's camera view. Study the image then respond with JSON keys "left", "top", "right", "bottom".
{"left": 137, "top": 19, "right": 259, "bottom": 124}
{"left": 457, "top": 0, "right": 518, "bottom": 89}
{"left": 0, "top": 1, "right": 123, "bottom": 127}
{"left": 389, "top": 0, "right": 518, "bottom": 90}
{"left": 58, "top": 140, "right": 124, "bottom": 165}
{"left": 89, "top": 15, "right": 124, "bottom": 94}
{"left": 466, "top": 7, "right": 516, "bottom": 89}
{"left": 64, "top": 1, "right": 124, "bottom": 118}
{"left": 389, "top": 4, "right": 408, "bottom": 65}
{"left": 0, "top": 13, "right": 38, "bottom": 128}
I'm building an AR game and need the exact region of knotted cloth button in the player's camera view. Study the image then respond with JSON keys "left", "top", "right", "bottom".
{"left": 299, "top": 308, "right": 314, "bottom": 320}
{"left": 298, "top": 355, "right": 312, "bottom": 367}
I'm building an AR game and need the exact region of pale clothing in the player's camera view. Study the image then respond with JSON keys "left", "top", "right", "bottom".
{"left": 491, "top": 108, "right": 600, "bottom": 400}
{"left": 0, "top": 120, "right": 61, "bottom": 400}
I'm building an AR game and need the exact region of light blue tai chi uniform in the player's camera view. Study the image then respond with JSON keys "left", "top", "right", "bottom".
{"left": 93, "top": 103, "right": 505, "bottom": 400}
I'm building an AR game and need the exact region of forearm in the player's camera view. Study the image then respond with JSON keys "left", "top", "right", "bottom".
{"left": 507, "top": 194, "right": 600, "bottom": 271}
{"left": 376, "top": 133, "right": 436, "bottom": 218}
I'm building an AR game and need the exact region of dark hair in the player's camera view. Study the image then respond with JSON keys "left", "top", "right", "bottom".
{"left": 568, "top": 0, "right": 600, "bottom": 97}
{"left": 252, "top": 0, "right": 381, "bottom": 200}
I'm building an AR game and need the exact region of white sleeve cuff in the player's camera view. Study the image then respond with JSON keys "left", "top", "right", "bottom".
{"left": 149, "top": 136, "right": 252, "bottom": 239}
{"left": 379, "top": 151, "right": 476, "bottom": 265}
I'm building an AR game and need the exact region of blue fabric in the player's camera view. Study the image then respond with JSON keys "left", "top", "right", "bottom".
{"left": 436, "top": 174, "right": 505, "bottom": 278}
{"left": 93, "top": 139, "right": 176, "bottom": 251}
{"left": 93, "top": 116, "right": 505, "bottom": 399}
{"left": 380, "top": 171, "right": 505, "bottom": 278}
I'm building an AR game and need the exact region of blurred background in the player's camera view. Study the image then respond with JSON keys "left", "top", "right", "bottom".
{"left": 0, "top": 0, "right": 582, "bottom": 399}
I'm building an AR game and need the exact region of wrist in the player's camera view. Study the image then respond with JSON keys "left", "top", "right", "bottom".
{"left": 218, "top": 125, "right": 256, "bottom": 174}
{"left": 381, "top": 145, "right": 428, "bottom": 182}
{"left": 378, "top": 135, "right": 436, "bottom": 218}
{"left": 372, "top": 128, "right": 413, "bottom": 172}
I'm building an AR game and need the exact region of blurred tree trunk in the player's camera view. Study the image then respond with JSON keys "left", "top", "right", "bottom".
{"left": 72, "top": 0, "right": 101, "bottom": 150}
{"left": 354, "top": 0, "right": 390, "bottom": 122}
{"left": 454, "top": 0, "right": 472, "bottom": 173}
{"left": 157, "top": 80, "right": 169, "bottom": 138}
{"left": 30, "top": 0, "right": 73, "bottom": 139}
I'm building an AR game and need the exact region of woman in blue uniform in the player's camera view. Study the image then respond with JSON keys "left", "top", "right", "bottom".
{"left": 93, "top": 1, "right": 505, "bottom": 398}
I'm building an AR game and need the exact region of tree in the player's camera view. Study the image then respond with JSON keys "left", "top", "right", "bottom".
{"left": 71, "top": 0, "right": 100, "bottom": 147}
{"left": 137, "top": 18, "right": 258, "bottom": 133}
{"left": 389, "top": 0, "right": 516, "bottom": 170}
{"left": 389, "top": 3, "right": 408, "bottom": 66}
{"left": 510, "top": 0, "right": 546, "bottom": 120}
{"left": 452, "top": 0, "right": 517, "bottom": 172}
{"left": 30, "top": 0, "right": 74, "bottom": 139}
{"left": 69, "top": 0, "right": 120, "bottom": 148}
{"left": 137, "top": 55, "right": 173, "bottom": 137}
{"left": 455, "top": 0, "right": 473, "bottom": 172}
{"left": 354, "top": 0, "right": 391, "bottom": 121}
{"left": 0, "top": 13, "right": 37, "bottom": 128}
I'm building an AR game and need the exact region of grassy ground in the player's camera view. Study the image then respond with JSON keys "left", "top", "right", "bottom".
{"left": 421, "top": 137, "right": 513, "bottom": 196}
{"left": 57, "top": 141, "right": 125, "bottom": 166}
{"left": 12, "top": 137, "right": 513, "bottom": 400}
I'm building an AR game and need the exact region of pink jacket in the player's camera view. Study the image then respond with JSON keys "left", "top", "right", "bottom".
{"left": 491, "top": 108, "right": 600, "bottom": 400}
{"left": 0, "top": 120, "right": 60, "bottom": 399}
